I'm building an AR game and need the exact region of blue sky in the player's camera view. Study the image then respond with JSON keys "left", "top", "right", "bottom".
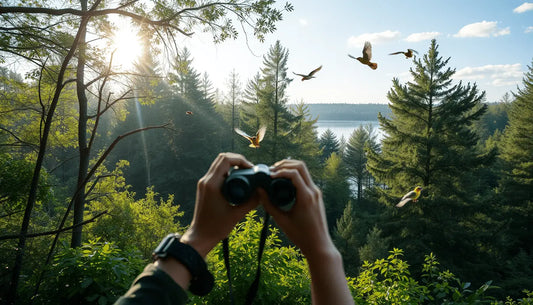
{"left": 179, "top": 0, "right": 533, "bottom": 104}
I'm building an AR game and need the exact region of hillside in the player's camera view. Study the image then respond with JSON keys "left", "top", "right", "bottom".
{"left": 302, "top": 103, "right": 392, "bottom": 121}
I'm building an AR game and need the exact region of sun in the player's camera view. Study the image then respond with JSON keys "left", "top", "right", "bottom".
{"left": 110, "top": 22, "right": 143, "bottom": 69}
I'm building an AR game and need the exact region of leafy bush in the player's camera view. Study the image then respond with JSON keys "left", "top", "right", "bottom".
{"left": 190, "top": 211, "right": 311, "bottom": 305}
{"left": 32, "top": 239, "right": 145, "bottom": 305}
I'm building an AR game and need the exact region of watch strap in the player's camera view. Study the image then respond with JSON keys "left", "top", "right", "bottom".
{"left": 153, "top": 233, "right": 214, "bottom": 296}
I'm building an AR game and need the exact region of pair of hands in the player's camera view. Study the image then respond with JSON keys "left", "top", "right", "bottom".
{"left": 180, "top": 152, "right": 334, "bottom": 260}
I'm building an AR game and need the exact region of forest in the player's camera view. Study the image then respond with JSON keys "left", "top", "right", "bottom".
{"left": 1, "top": 1, "right": 533, "bottom": 304}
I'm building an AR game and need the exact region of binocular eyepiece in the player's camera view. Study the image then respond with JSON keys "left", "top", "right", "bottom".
{"left": 222, "top": 164, "right": 296, "bottom": 211}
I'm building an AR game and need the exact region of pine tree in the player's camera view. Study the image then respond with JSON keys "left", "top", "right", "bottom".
{"left": 286, "top": 102, "right": 321, "bottom": 175}
{"left": 318, "top": 129, "right": 340, "bottom": 163}
{"left": 334, "top": 201, "right": 359, "bottom": 275}
{"left": 500, "top": 60, "right": 533, "bottom": 202}
{"left": 322, "top": 152, "right": 351, "bottom": 232}
{"left": 238, "top": 41, "right": 294, "bottom": 164}
{"left": 496, "top": 60, "right": 533, "bottom": 295}
{"left": 344, "top": 125, "right": 378, "bottom": 202}
{"left": 366, "top": 39, "right": 493, "bottom": 278}
{"left": 358, "top": 226, "right": 390, "bottom": 263}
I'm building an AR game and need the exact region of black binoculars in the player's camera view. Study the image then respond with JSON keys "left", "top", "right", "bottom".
{"left": 222, "top": 164, "right": 296, "bottom": 211}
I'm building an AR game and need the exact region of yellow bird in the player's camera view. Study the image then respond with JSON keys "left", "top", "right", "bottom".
{"left": 234, "top": 126, "right": 266, "bottom": 148}
{"left": 348, "top": 41, "right": 378, "bottom": 70}
{"left": 389, "top": 48, "right": 418, "bottom": 58}
{"left": 396, "top": 186, "right": 423, "bottom": 207}
{"left": 293, "top": 65, "right": 322, "bottom": 81}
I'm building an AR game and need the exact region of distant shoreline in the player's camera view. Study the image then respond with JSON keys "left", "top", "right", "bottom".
{"left": 300, "top": 103, "right": 392, "bottom": 121}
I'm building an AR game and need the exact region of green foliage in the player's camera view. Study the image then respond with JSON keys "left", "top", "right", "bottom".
{"left": 31, "top": 239, "right": 145, "bottom": 305}
{"left": 318, "top": 128, "right": 340, "bottom": 162}
{"left": 190, "top": 211, "right": 311, "bottom": 304}
{"left": 86, "top": 161, "right": 184, "bottom": 258}
{"left": 344, "top": 125, "right": 379, "bottom": 201}
{"left": 236, "top": 40, "right": 296, "bottom": 164}
{"left": 349, "top": 249, "right": 500, "bottom": 304}
{"left": 334, "top": 201, "right": 359, "bottom": 275}
{"left": 321, "top": 152, "right": 351, "bottom": 231}
{"left": 358, "top": 226, "right": 390, "bottom": 264}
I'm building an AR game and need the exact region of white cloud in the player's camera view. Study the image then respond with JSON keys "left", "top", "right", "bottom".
{"left": 454, "top": 64, "right": 523, "bottom": 87}
{"left": 513, "top": 2, "right": 533, "bottom": 13}
{"left": 347, "top": 30, "right": 401, "bottom": 48}
{"left": 404, "top": 32, "right": 440, "bottom": 42}
{"left": 526, "top": 26, "right": 533, "bottom": 33}
{"left": 298, "top": 18, "right": 308, "bottom": 26}
{"left": 453, "top": 21, "right": 510, "bottom": 38}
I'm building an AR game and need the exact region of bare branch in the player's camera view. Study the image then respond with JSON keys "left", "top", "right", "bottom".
{"left": 0, "top": 211, "right": 107, "bottom": 241}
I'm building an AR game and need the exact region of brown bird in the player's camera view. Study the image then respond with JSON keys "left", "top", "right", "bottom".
{"left": 293, "top": 65, "right": 322, "bottom": 81}
{"left": 234, "top": 126, "right": 266, "bottom": 148}
{"left": 186, "top": 111, "right": 193, "bottom": 115}
{"left": 348, "top": 41, "right": 378, "bottom": 70}
{"left": 389, "top": 49, "right": 418, "bottom": 58}
{"left": 396, "top": 186, "right": 423, "bottom": 208}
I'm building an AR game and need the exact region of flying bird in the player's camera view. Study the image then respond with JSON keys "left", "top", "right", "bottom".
{"left": 186, "top": 111, "right": 193, "bottom": 115}
{"left": 389, "top": 49, "right": 418, "bottom": 58}
{"left": 234, "top": 126, "right": 266, "bottom": 148}
{"left": 348, "top": 41, "right": 377, "bottom": 70}
{"left": 293, "top": 65, "right": 322, "bottom": 81}
{"left": 396, "top": 186, "right": 423, "bottom": 208}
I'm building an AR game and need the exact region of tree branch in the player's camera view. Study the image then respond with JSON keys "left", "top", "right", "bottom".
{"left": 0, "top": 211, "right": 107, "bottom": 241}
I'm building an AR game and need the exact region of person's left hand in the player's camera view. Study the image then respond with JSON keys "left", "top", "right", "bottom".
{"left": 180, "top": 153, "right": 259, "bottom": 257}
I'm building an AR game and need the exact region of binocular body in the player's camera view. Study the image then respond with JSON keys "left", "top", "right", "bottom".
{"left": 222, "top": 164, "right": 296, "bottom": 211}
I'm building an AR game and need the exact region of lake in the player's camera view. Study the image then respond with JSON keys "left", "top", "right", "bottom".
{"left": 315, "top": 120, "right": 383, "bottom": 142}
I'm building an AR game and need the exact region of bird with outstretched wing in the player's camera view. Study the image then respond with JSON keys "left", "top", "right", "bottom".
{"left": 348, "top": 41, "right": 377, "bottom": 70}
{"left": 234, "top": 126, "right": 267, "bottom": 148}
{"left": 293, "top": 65, "right": 322, "bottom": 81}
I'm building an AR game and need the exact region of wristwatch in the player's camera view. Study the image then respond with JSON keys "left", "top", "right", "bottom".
{"left": 153, "top": 233, "right": 214, "bottom": 296}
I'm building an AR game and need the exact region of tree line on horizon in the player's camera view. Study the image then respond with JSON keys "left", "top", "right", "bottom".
{"left": 1, "top": 3, "right": 532, "bottom": 302}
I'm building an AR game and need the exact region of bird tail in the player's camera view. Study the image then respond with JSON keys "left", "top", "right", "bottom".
{"left": 369, "top": 62, "right": 378, "bottom": 70}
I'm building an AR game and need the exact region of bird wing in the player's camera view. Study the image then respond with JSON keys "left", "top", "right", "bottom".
{"left": 396, "top": 198, "right": 412, "bottom": 207}
{"left": 401, "top": 190, "right": 416, "bottom": 201}
{"left": 408, "top": 49, "right": 418, "bottom": 54}
{"left": 347, "top": 54, "right": 357, "bottom": 60}
{"left": 234, "top": 128, "right": 252, "bottom": 142}
{"left": 389, "top": 51, "right": 403, "bottom": 55}
{"left": 293, "top": 72, "right": 306, "bottom": 77}
{"left": 308, "top": 65, "right": 322, "bottom": 77}
{"left": 256, "top": 126, "right": 267, "bottom": 142}
{"left": 362, "top": 41, "right": 372, "bottom": 61}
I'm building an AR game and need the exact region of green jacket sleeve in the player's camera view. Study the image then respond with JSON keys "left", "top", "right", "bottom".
{"left": 114, "top": 263, "right": 189, "bottom": 305}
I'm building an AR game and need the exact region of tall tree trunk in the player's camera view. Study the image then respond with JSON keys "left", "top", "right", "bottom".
{"left": 71, "top": 0, "right": 89, "bottom": 248}
{"left": 6, "top": 18, "right": 89, "bottom": 305}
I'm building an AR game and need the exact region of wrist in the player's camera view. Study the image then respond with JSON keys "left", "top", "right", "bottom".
{"left": 152, "top": 233, "right": 214, "bottom": 296}
{"left": 180, "top": 228, "right": 217, "bottom": 258}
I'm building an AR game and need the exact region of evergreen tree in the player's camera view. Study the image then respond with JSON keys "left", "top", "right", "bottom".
{"left": 334, "top": 201, "right": 359, "bottom": 275}
{"left": 286, "top": 102, "right": 321, "bottom": 175}
{"left": 366, "top": 39, "right": 493, "bottom": 279}
{"left": 237, "top": 41, "right": 294, "bottom": 164}
{"left": 321, "top": 152, "right": 351, "bottom": 232}
{"left": 358, "top": 225, "right": 390, "bottom": 263}
{"left": 318, "top": 129, "right": 340, "bottom": 163}
{"left": 344, "top": 125, "right": 378, "bottom": 202}
{"left": 500, "top": 60, "right": 533, "bottom": 203}
{"left": 496, "top": 60, "right": 533, "bottom": 295}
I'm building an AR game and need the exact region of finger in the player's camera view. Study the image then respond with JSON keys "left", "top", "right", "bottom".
{"left": 209, "top": 152, "right": 253, "bottom": 177}
{"left": 272, "top": 160, "right": 314, "bottom": 188}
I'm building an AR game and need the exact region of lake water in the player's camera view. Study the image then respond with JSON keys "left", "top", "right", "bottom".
{"left": 315, "top": 120, "right": 383, "bottom": 142}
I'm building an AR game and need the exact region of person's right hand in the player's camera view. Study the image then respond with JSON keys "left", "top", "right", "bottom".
{"left": 261, "top": 159, "right": 335, "bottom": 260}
